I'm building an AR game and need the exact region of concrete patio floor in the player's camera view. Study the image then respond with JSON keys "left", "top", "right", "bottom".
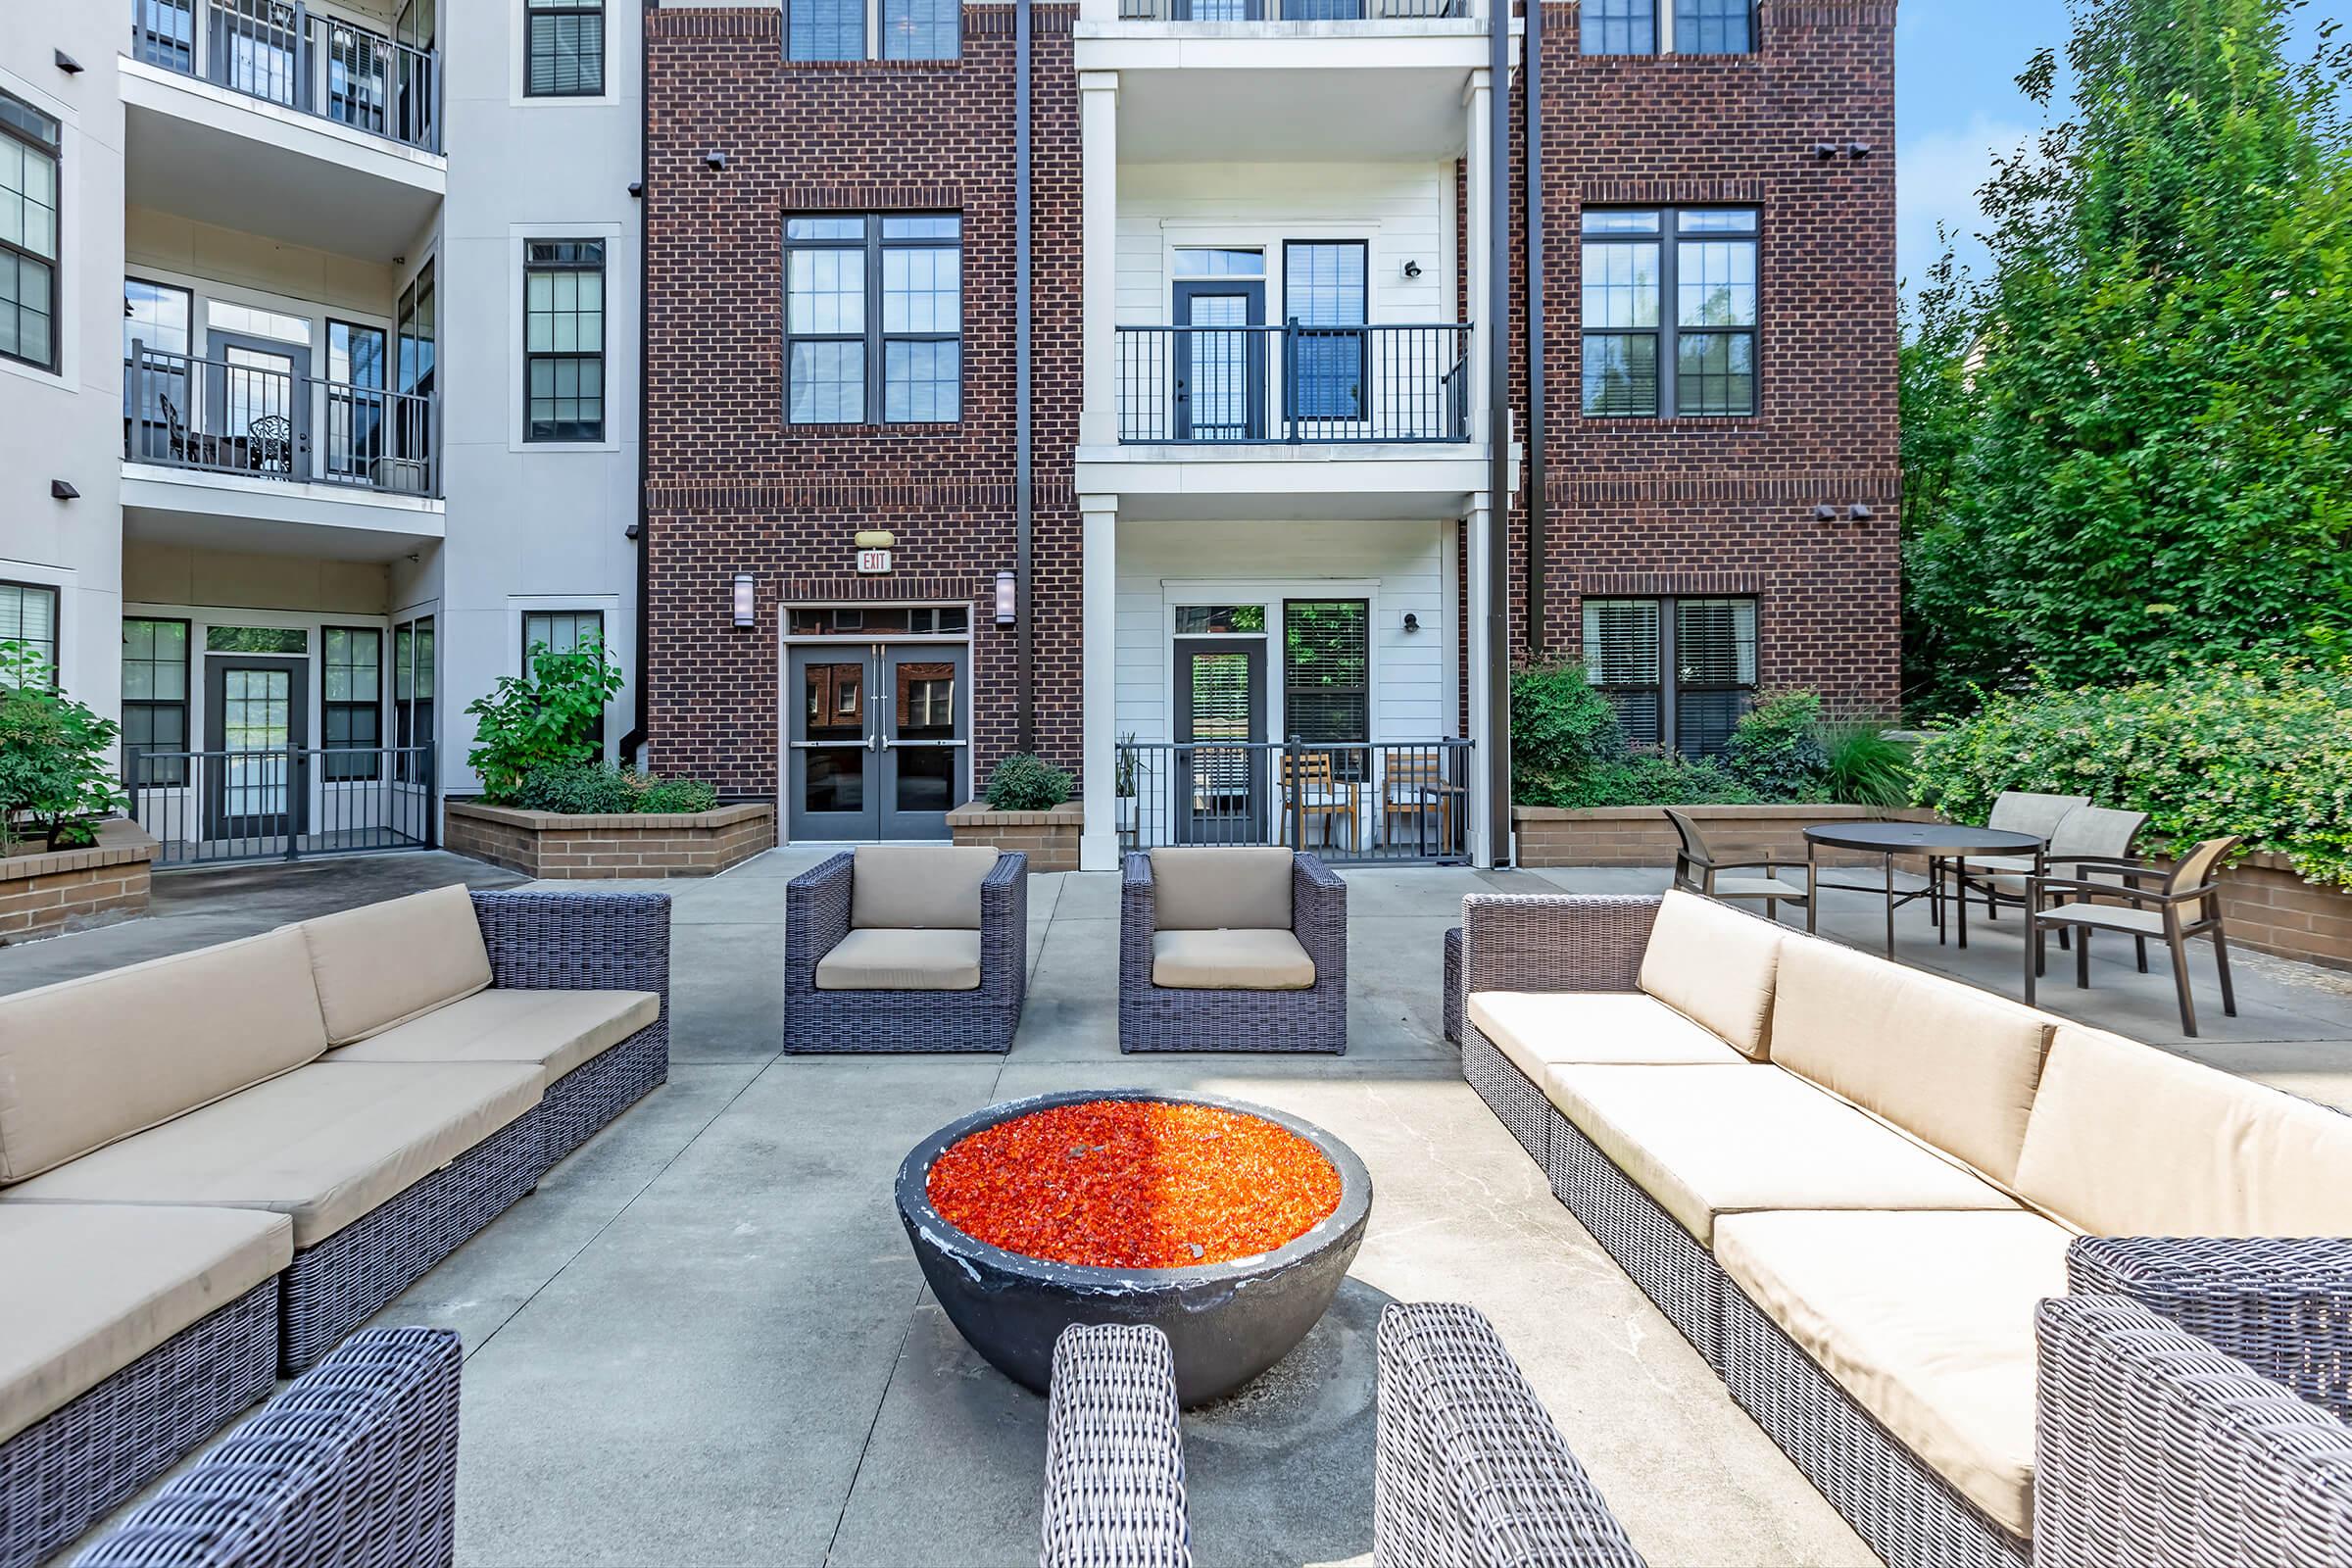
{"left": 19, "top": 847, "right": 2352, "bottom": 1567}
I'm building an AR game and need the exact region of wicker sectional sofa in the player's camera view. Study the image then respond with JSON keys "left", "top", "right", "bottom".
{"left": 0, "top": 885, "right": 667, "bottom": 1568}
{"left": 1458, "top": 889, "right": 2352, "bottom": 1568}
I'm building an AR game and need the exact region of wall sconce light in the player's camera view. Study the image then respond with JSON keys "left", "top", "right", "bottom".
{"left": 1848, "top": 503, "right": 1876, "bottom": 522}
{"left": 1812, "top": 504, "right": 1838, "bottom": 522}
{"left": 55, "top": 51, "right": 84, "bottom": 74}
{"left": 1401, "top": 260, "right": 1423, "bottom": 279}
{"left": 704, "top": 151, "right": 728, "bottom": 171}
{"left": 732, "top": 573, "right": 757, "bottom": 628}
{"left": 995, "top": 570, "right": 1017, "bottom": 627}
{"left": 1402, "top": 612, "right": 1421, "bottom": 634}
{"left": 627, "top": 181, "right": 644, "bottom": 199}
{"left": 1846, "top": 142, "right": 1875, "bottom": 159}
{"left": 50, "top": 480, "right": 78, "bottom": 501}
{"left": 1814, "top": 142, "right": 1838, "bottom": 160}
{"left": 624, "top": 521, "right": 642, "bottom": 541}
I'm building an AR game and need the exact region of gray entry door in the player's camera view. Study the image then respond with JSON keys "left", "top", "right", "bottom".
{"left": 1173, "top": 280, "right": 1265, "bottom": 441}
{"left": 878, "top": 645, "right": 968, "bottom": 840}
{"left": 204, "top": 329, "right": 311, "bottom": 480}
{"left": 1173, "top": 637, "right": 1267, "bottom": 844}
{"left": 788, "top": 646, "right": 880, "bottom": 841}
{"left": 205, "top": 656, "right": 309, "bottom": 843}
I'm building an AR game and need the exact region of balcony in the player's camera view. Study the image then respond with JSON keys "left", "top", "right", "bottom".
{"left": 1116, "top": 321, "right": 1471, "bottom": 445}
{"left": 129, "top": 0, "right": 441, "bottom": 153}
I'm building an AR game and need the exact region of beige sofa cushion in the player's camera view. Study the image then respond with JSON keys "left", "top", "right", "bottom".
{"left": 296, "top": 885, "right": 493, "bottom": 1045}
{"left": 0, "top": 1061, "right": 540, "bottom": 1248}
{"left": 0, "top": 928, "right": 328, "bottom": 1185}
{"left": 2015, "top": 1024, "right": 2352, "bottom": 1237}
{"left": 815, "top": 928, "right": 983, "bottom": 991}
{"left": 1467, "top": 992, "right": 1747, "bottom": 1081}
{"left": 1636, "top": 890, "right": 1784, "bottom": 1059}
{"left": 325, "top": 989, "right": 660, "bottom": 1084}
{"left": 1545, "top": 1064, "right": 2019, "bottom": 1246}
{"left": 1149, "top": 847, "right": 1295, "bottom": 932}
{"left": 1152, "top": 928, "right": 1315, "bottom": 991}
{"left": 1770, "top": 932, "right": 2055, "bottom": 1189}
{"left": 0, "top": 1204, "right": 293, "bottom": 1446}
{"left": 1716, "top": 1209, "right": 2075, "bottom": 1540}
{"left": 851, "top": 845, "right": 1001, "bottom": 930}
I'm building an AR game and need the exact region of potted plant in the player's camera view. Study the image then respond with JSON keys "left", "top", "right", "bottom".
{"left": 0, "top": 642, "right": 131, "bottom": 852}
{"left": 1115, "top": 730, "right": 1138, "bottom": 838}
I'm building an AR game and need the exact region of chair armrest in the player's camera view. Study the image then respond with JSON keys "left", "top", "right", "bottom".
{"left": 1374, "top": 1303, "right": 1647, "bottom": 1568}
{"left": 980, "top": 851, "right": 1027, "bottom": 989}
{"left": 1293, "top": 854, "right": 1348, "bottom": 990}
{"left": 784, "top": 852, "right": 856, "bottom": 994}
{"left": 1121, "top": 852, "right": 1157, "bottom": 995}
{"left": 1705, "top": 858, "right": 1797, "bottom": 877}
{"left": 471, "top": 889, "right": 671, "bottom": 1004}
{"left": 1461, "top": 894, "right": 1658, "bottom": 997}
{"left": 2034, "top": 1295, "right": 2352, "bottom": 1568}
{"left": 2068, "top": 1236, "right": 2352, "bottom": 1421}
{"left": 2027, "top": 874, "right": 2177, "bottom": 905}
{"left": 1040, "top": 1324, "right": 1192, "bottom": 1568}
{"left": 74, "top": 1327, "right": 464, "bottom": 1568}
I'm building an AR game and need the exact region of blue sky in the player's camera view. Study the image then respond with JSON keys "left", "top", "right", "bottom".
{"left": 1895, "top": 0, "right": 2333, "bottom": 295}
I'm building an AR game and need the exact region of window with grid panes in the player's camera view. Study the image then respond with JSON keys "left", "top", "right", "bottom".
{"left": 1675, "top": 0, "right": 1753, "bottom": 53}
{"left": 522, "top": 609, "right": 606, "bottom": 747}
{"left": 785, "top": 215, "right": 961, "bottom": 424}
{"left": 0, "top": 583, "right": 59, "bottom": 686}
{"left": 122, "top": 618, "right": 189, "bottom": 785}
{"left": 787, "top": 0, "right": 863, "bottom": 60}
{"left": 0, "top": 91, "right": 60, "bottom": 371}
{"left": 323, "top": 628, "right": 383, "bottom": 780}
{"left": 1580, "top": 0, "right": 1655, "bottom": 54}
{"left": 1582, "top": 596, "right": 1756, "bottom": 757}
{"left": 1283, "top": 600, "right": 1370, "bottom": 779}
{"left": 1581, "top": 207, "right": 1756, "bottom": 417}
{"left": 525, "top": 240, "right": 605, "bottom": 441}
{"left": 525, "top": 0, "right": 603, "bottom": 95}
{"left": 394, "top": 616, "right": 433, "bottom": 782}
{"left": 1284, "top": 242, "right": 1368, "bottom": 424}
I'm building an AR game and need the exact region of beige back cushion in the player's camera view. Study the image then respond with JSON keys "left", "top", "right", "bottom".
{"left": 1149, "top": 847, "right": 1295, "bottom": 932}
{"left": 851, "top": 845, "right": 1001, "bottom": 930}
{"left": 1770, "top": 934, "right": 2053, "bottom": 1188}
{"left": 296, "top": 885, "right": 493, "bottom": 1045}
{"left": 2015, "top": 1024, "right": 2352, "bottom": 1236}
{"left": 1635, "top": 890, "right": 1784, "bottom": 1058}
{"left": 0, "top": 929, "right": 328, "bottom": 1183}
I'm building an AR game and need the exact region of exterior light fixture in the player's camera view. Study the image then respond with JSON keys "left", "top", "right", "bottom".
{"left": 1847, "top": 142, "right": 1875, "bottom": 159}
{"left": 56, "top": 51, "right": 84, "bottom": 74}
{"left": 704, "top": 151, "right": 728, "bottom": 171}
{"left": 627, "top": 181, "right": 644, "bottom": 199}
{"left": 50, "top": 480, "right": 78, "bottom": 501}
{"left": 1402, "top": 612, "right": 1421, "bottom": 633}
{"left": 995, "top": 570, "right": 1017, "bottom": 626}
{"left": 1848, "top": 503, "right": 1876, "bottom": 522}
{"left": 732, "top": 573, "right": 757, "bottom": 628}
{"left": 1813, "top": 504, "right": 1838, "bottom": 522}
{"left": 1814, "top": 143, "right": 1838, "bottom": 159}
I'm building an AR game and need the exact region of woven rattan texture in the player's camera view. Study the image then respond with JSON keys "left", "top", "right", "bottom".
{"left": 1461, "top": 1027, "right": 1549, "bottom": 1168}
{"left": 783, "top": 851, "right": 1028, "bottom": 1053}
{"left": 1116, "top": 853, "right": 1348, "bottom": 1054}
{"left": 1544, "top": 1102, "right": 1725, "bottom": 1369}
{"left": 1039, "top": 1324, "right": 1193, "bottom": 1568}
{"left": 1443, "top": 925, "right": 1462, "bottom": 1047}
{"left": 1458, "top": 895, "right": 1657, "bottom": 999}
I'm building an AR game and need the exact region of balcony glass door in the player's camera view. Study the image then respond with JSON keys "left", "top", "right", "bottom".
{"left": 204, "top": 329, "right": 309, "bottom": 480}
{"left": 1174, "top": 636, "right": 1268, "bottom": 844}
{"left": 1173, "top": 279, "right": 1264, "bottom": 442}
{"left": 205, "top": 656, "right": 308, "bottom": 844}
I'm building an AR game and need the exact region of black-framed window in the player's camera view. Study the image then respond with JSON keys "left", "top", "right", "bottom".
{"left": 1583, "top": 596, "right": 1756, "bottom": 757}
{"left": 522, "top": 609, "right": 606, "bottom": 748}
{"left": 1580, "top": 0, "right": 1656, "bottom": 54}
{"left": 1675, "top": 0, "right": 1754, "bottom": 53}
{"left": 122, "top": 617, "right": 190, "bottom": 785}
{"left": 328, "top": 318, "right": 389, "bottom": 479}
{"left": 788, "top": 0, "right": 864, "bottom": 60}
{"left": 785, "top": 214, "right": 961, "bottom": 424}
{"left": 1, "top": 90, "right": 61, "bottom": 372}
{"left": 787, "top": 0, "right": 958, "bottom": 62}
{"left": 123, "top": 276, "right": 192, "bottom": 435}
{"left": 394, "top": 615, "right": 433, "bottom": 782}
{"left": 1581, "top": 207, "right": 1756, "bottom": 418}
{"left": 323, "top": 627, "right": 384, "bottom": 781}
{"left": 525, "top": 0, "right": 604, "bottom": 96}
{"left": 525, "top": 239, "right": 606, "bottom": 441}
{"left": 883, "top": 0, "right": 957, "bottom": 61}
{"left": 1284, "top": 241, "right": 1368, "bottom": 424}
{"left": 1282, "top": 600, "right": 1370, "bottom": 760}
{"left": 1580, "top": 0, "right": 1753, "bottom": 54}
{"left": 0, "top": 582, "right": 60, "bottom": 684}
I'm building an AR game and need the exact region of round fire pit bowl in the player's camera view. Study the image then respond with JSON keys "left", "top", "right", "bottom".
{"left": 895, "top": 1088, "right": 1372, "bottom": 1407}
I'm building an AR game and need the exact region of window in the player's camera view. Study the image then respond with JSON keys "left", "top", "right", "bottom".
{"left": 1580, "top": 0, "right": 1655, "bottom": 54}
{"left": 525, "top": 240, "right": 606, "bottom": 442}
{"left": 122, "top": 618, "right": 189, "bottom": 785}
{"left": 394, "top": 616, "right": 434, "bottom": 781}
{"left": 207, "top": 626, "right": 307, "bottom": 654}
{"left": 1284, "top": 241, "right": 1368, "bottom": 425}
{"left": 1675, "top": 0, "right": 1753, "bottom": 53}
{"left": 1173, "top": 605, "right": 1265, "bottom": 634}
{"left": 525, "top": 0, "right": 604, "bottom": 96}
{"left": 323, "top": 627, "right": 383, "bottom": 781}
{"left": 785, "top": 215, "right": 961, "bottom": 424}
{"left": 1581, "top": 207, "right": 1756, "bottom": 418}
{"left": 787, "top": 0, "right": 957, "bottom": 62}
{"left": 1582, "top": 596, "right": 1757, "bottom": 756}
{"left": 522, "top": 609, "right": 606, "bottom": 747}
{"left": 883, "top": 0, "right": 957, "bottom": 61}
{"left": 124, "top": 277, "right": 192, "bottom": 441}
{"left": 1282, "top": 600, "right": 1370, "bottom": 756}
{"left": 1579, "top": 0, "right": 1753, "bottom": 54}
{"left": 785, "top": 605, "right": 969, "bottom": 635}
{"left": 1, "top": 90, "right": 61, "bottom": 371}
{"left": 0, "top": 582, "right": 59, "bottom": 684}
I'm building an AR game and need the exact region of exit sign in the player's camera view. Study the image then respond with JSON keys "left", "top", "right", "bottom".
{"left": 857, "top": 549, "right": 892, "bottom": 574}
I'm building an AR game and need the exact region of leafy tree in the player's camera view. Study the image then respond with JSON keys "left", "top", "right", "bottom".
{"left": 1952, "top": 0, "right": 2352, "bottom": 689}
{"left": 0, "top": 643, "right": 130, "bottom": 851}
{"left": 466, "top": 636, "right": 623, "bottom": 803}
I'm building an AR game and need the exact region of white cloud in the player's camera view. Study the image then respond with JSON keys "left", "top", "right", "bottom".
{"left": 1898, "top": 113, "right": 2034, "bottom": 295}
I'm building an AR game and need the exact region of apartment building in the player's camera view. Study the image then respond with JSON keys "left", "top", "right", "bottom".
{"left": 0, "top": 0, "right": 641, "bottom": 863}
{"left": 643, "top": 0, "right": 1896, "bottom": 870}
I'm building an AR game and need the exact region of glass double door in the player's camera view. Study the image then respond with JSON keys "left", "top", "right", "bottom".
{"left": 788, "top": 644, "right": 968, "bottom": 841}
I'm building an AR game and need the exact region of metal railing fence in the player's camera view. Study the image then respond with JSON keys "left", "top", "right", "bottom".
{"left": 131, "top": 0, "right": 442, "bottom": 153}
{"left": 127, "top": 744, "right": 436, "bottom": 867}
{"left": 1116, "top": 738, "right": 1472, "bottom": 862}
{"left": 126, "top": 344, "right": 441, "bottom": 499}
{"left": 1116, "top": 323, "right": 1473, "bottom": 444}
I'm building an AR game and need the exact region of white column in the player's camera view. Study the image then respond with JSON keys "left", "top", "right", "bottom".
{"left": 1465, "top": 494, "right": 1495, "bottom": 869}
{"left": 1079, "top": 494, "right": 1121, "bottom": 872}
{"left": 1079, "top": 72, "right": 1121, "bottom": 450}
{"left": 1462, "top": 68, "right": 1493, "bottom": 448}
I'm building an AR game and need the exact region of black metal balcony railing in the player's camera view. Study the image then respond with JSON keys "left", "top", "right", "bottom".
{"left": 126, "top": 345, "right": 441, "bottom": 499}
{"left": 1117, "top": 322, "right": 1472, "bottom": 444}
{"left": 127, "top": 744, "right": 437, "bottom": 868}
{"left": 132, "top": 0, "right": 442, "bottom": 154}
{"left": 1116, "top": 739, "right": 1472, "bottom": 862}
{"left": 1119, "top": 0, "right": 1465, "bottom": 18}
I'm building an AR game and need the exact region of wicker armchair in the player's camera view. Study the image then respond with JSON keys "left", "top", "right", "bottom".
{"left": 1118, "top": 849, "right": 1348, "bottom": 1054}
{"left": 74, "top": 1327, "right": 462, "bottom": 1568}
{"left": 784, "top": 848, "right": 1027, "bottom": 1054}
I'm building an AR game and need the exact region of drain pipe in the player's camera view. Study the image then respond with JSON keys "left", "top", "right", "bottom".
{"left": 619, "top": 4, "right": 653, "bottom": 767}
{"left": 1485, "top": 0, "right": 1514, "bottom": 865}
{"left": 1014, "top": 0, "right": 1036, "bottom": 754}
{"left": 1522, "top": 0, "right": 1545, "bottom": 657}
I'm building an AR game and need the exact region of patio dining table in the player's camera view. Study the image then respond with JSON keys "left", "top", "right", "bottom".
{"left": 1803, "top": 821, "right": 2045, "bottom": 958}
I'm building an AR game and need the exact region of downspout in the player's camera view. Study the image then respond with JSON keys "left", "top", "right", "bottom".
{"left": 619, "top": 0, "right": 653, "bottom": 765}
{"left": 1014, "top": 0, "right": 1035, "bottom": 754}
{"left": 1485, "top": 0, "right": 1514, "bottom": 865}
{"left": 1522, "top": 0, "right": 1545, "bottom": 656}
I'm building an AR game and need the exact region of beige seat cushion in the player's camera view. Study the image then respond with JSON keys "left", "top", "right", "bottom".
{"left": 0, "top": 928, "right": 328, "bottom": 1184}
{"left": 2014, "top": 1024, "right": 2352, "bottom": 1236}
{"left": 295, "top": 885, "right": 493, "bottom": 1045}
{"left": 1716, "top": 1209, "right": 2075, "bottom": 1540}
{"left": 1152, "top": 928, "right": 1315, "bottom": 991}
{"left": 1149, "top": 847, "right": 1295, "bottom": 932}
{"left": 1545, "top": 1064, "right": 2020, "bottom": 1246}
{"left": 1769, "top": 932, "right": 2055, "bottom": 1189}
{"left": 1467, "top": 992, "right": 1748, "bottom": 1081}
{"left": 0, "top": 1204, "right": 293, "bottom": 1446}
{"left": 815, "top": 928, "right": 983, "bottom": 992}
{"left": 851, "top": 845, "right": 1002, "bottom": 931}
{"left": 325, "top": 989, "right": 660, "bottom": 1085}
{"left": 0, "top": 1062, "right": 540, "bottom": 1248}
{"left": 1636, "top": 889, "right": 1784, "bottom": 1059}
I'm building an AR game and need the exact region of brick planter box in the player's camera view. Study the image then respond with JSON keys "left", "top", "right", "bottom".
{"left": 2180, "top": 850, "right": 2352, "bottom": 976}
{"left": 1513, "top": 803, "right": 1939, "bottom": 870}
{"left": 947, "top": 802, "right": 1082, "bottom": 872}
{"left": 0, "top": 819, "right": 158, "bottom": 941}
{"left": 445, "top": 800, "right": 775, "bottom": 879}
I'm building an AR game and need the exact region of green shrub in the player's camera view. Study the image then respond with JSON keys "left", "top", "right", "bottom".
{"left": 634, "top": 775, "right": 717, "bottom": 814}
{"left": 984, "top": 753, "right": 1073, "bottom": 811}
{"left": 1509, "top": 662, "right": 1626, "bottom": 804}
{"left": 1724, "top": 691, "right": 1830, "bottom": 800}
{"left": 1819, "top": 720, "right": 1916, "bottom": 808}
{"left": 466, "top": 635, "right": 624, "bottom": 803}
{"left": 1909, "top": 659, "right": 2352, "bottom": 889}
{"left": 0, "top": 642, "right": 128, "bottom": 851}
{"left": 512, "top": 761, "right": 634, "bottom": 815}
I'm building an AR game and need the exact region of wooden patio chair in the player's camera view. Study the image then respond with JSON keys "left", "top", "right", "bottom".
{"left": 1381, "top": 750, "right": 1465, "bottom": 858}
{"left": 2024, "top": 835, "right": 2241, "bottom": 1038}
{"left": 1281, "top": 749, "right": 1357, "bottom": 852}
